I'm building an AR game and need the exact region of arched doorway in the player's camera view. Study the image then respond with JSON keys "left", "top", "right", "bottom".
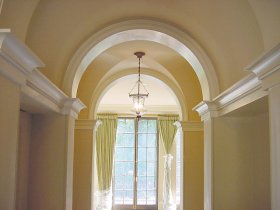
{"left": 92, "top": 73, "right": 185, "bottom": 210}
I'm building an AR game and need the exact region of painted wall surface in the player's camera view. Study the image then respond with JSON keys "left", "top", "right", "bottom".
{"left": 183, "top": 131, "right": 204, "bottom": 210}
{"left": 213, "top": 113, "right": 270, "bottom": 210}
{"left": 73, "top": 129, "right": 93, "bottom": 210}
{"left": 16, "top": 111, "right": 31, "bottom": 210}
{"left": 0, "top": 75, "right": 20, "bottom": 210}
{"left": 28, "top": 114, "right": 72, "bottom": 210}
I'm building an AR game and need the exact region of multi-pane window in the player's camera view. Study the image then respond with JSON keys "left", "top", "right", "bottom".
{"left": 113, "top": 118, "right": 158, "bottom": 209}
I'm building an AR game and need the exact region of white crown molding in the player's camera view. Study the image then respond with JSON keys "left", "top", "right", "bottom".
{"left": 180, "top": 121, "right": 203, "bottom": 131}
{"left": 246, "top": 43, "right": 280, "bottom": 90}
{"left": 75, "top": 120, "right": 96, "bottom": 130}
{"left": 0, "top": 31, "right": 86, "bottom": 116}
{"left": 194, "top": 43, "right": 280, "bottom": 120}
{"left": 62, "top": 98, "right": 86, "bottom": 119}
{"left": 0, "top": 30, "right": 45, "bottom": 85}
{"left": 193, "top": 74, "right": 267, "bottom": 120}
{"left": 0, "top": 31, "right": 45, "bottom": 80}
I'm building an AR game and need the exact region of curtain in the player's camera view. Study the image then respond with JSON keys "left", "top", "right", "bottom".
{"left": 95, "top": 114, "right": 117, "bottom": 210}
{"left": 158, "top": 115, "right": 178, "bottom": 210}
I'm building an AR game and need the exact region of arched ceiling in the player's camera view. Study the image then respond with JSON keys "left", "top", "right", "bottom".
{"left": 1, "top": 0, "right": 280, "bottom": 93}
{"left": 77, "top": 40, "right": 200, "bottom": 120}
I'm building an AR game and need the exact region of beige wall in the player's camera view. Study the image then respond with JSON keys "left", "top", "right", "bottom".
{"left": 73, "top": 129, "right": 93, "bottom": 210}
{"left": 213, "top": 113, "right": 270, "bottom": 210}
{"left": 183, "top": 131, "right": 204, "bottom": 210}
{"left": 16, "top": 111, "right": 32, "bottom": 210}
{"left": 28, "top": 113, "right": 74, "bottom": 210}
{"left": 0, "top": 75, "right": 20, "bottom": 210}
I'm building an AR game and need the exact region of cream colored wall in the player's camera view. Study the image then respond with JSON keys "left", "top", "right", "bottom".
{"left": 16, "top": 111, "right": 31, "bottom": 210}
{"left": 28, "top": 113, "right": 74, "bottom": 210}
{"left": 183, "top": 131, "right": 204, "bottom": 210}
{"left": 0, "top": 75, "right": 20, "bottom": 210}
{"left": 73, "top": 129, "right": 93, "bottom": 210}
{"left": 213, "top": 113, "right": 270, "bottom": 210}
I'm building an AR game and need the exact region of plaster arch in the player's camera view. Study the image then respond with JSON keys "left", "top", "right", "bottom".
{"left": 63, "top": 19, "right": 219, "bottom": 100}
{"left": 88, "top": 69, "right": 188, "bottom": 121}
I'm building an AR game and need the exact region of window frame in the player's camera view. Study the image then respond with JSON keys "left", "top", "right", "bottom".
{"left": 113, "top": 117, "right": 158, "bottom": 210}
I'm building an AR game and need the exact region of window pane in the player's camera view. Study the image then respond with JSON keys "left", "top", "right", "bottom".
{"left": 124, "top": 176, "right": 133, "bottom": 189}
{"left": 114, "top": 190, "right": 124, "bottom": 204}
{"left": 116, "top": 133, "right": 125, "bottom": 146}
{"left": 137, "top": 176, "right": 147, "bottom": 190}
{"left": 124, "top": 162, "right": 134, "bottom": 176}
{"left": 147, "top": 176, "right": 156, "bottom": 189}
{"left": 147, "top": 120, "right": 157, "bottom": 133}
{"left": 147, "top": 134, "right": 156, "bottom": 147}
{"left": 138, "top": 133, "right": 146, "bottom": 147}
{"left": 138, "top": 120, "right": 147, "bottom": 133}
{"left": 114, "top": 162, "right": 123, "bottom": 176}
{"left": 137, "top": 162, "right": 146, "bottom": 176}
{"left": 115, "top": 148, "right": 124, "bottom": 161}
{"left": 147, "top": 162, "right": 156, "bottom": 176}
{"left": 147, "top": 190, "right": 156, "bottom": 204}
{"left": 124, "top": 190, "right": 133, "bottom": 204}
{"left": 114, "top": 176, "right": 123, "bottom": 189}
{"left": 124, "top": 133, "right": 134, "bottom": 147}
{"left": 124, "top": 148, "right": 134, "bottom": 161}
{"left": 138, "top": 148, "right": 146, "bottom": 161}
{"left": 137, "top": 190, "right": 146, "bottom": 204}
{"left": 147, "top": 148, "right": 156, "bottom": 161}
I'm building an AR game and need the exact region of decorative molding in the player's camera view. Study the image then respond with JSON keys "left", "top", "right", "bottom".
{"left": 75, "top": 120, "right": 96, "bottom": 130}
{"left": 246, "top": 43, "right": 280, "bottom": 79}
{"left": 0, "top": 31, "right": 86, "bottom": 117}
{"left": 246, "top": 43, "right": 280, "bottom": 90}
{"left": 193, "top": 74, "right": 266, "bottom": 120}
{"left": 63, "top": 19, "right": 219, "bottom": 100}
{"left": 180, "top": 121, "right": 203, "bottom": 131}
{"left": 0, "top": 30, "right": 45, "bottom": 85}
{"left": 62, "top": 98, "right": 86, "bottom": 119}
{"left": 0, "top": 31, "right": 45, "bottom": 77}
{"left": 26, "top": 69, "right": 68, "bottom": 106}
{"left": 193, "top": 101, "right": 218, "bottom": 121}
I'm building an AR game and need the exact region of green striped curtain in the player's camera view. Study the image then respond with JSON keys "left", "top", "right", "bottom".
{"left": 96, "top": 114, "right": 118, "bottom": 191}
{"left": 158, "top": 115, "right": 178, "bottom": 154}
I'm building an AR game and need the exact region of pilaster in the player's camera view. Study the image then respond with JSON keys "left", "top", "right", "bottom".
{"left": 193, "top": 102, "right": 217, "bottom": 210}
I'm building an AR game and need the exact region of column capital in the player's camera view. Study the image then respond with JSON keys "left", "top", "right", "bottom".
{"left": 61, "top": 98, "right": 86, "bottom": 119}
{"left": 193, "top": 101, "right": 218, "bottom": 121}
{"left": 246, "top": 43, "right": 280, "bottom": 90}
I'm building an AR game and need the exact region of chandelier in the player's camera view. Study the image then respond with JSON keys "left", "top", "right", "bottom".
{"left": 129, "top": 52, "right": 149, "bottom": 119}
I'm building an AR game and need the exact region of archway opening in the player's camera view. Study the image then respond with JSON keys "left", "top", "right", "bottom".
{"left": 64, "top": 20, "right": 219, "bottom": 100}
{"left": 93, "top": 74, "right": 184, "bottom": 210}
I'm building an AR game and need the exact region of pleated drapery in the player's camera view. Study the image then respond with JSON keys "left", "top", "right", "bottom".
{"left": 95, "top": 114, "right": 117, "bottom": 210}
{"left": 159, "top": 115, "right": 178, "bottom": 154}
{"left": 158, "top": 115, "right": 178, "bottom": 210}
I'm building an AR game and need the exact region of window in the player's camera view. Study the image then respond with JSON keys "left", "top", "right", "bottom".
{"left": 113, "top": 118, "right": 158, "bottom": 209}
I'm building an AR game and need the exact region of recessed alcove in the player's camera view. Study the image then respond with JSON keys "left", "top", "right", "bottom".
{"left": 212, "top": 96, "right": 270, "bottom": 210}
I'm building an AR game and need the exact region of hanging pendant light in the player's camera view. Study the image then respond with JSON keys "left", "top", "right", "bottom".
{"left": 129, "top": 52, "right": 149, "bottom": 119}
